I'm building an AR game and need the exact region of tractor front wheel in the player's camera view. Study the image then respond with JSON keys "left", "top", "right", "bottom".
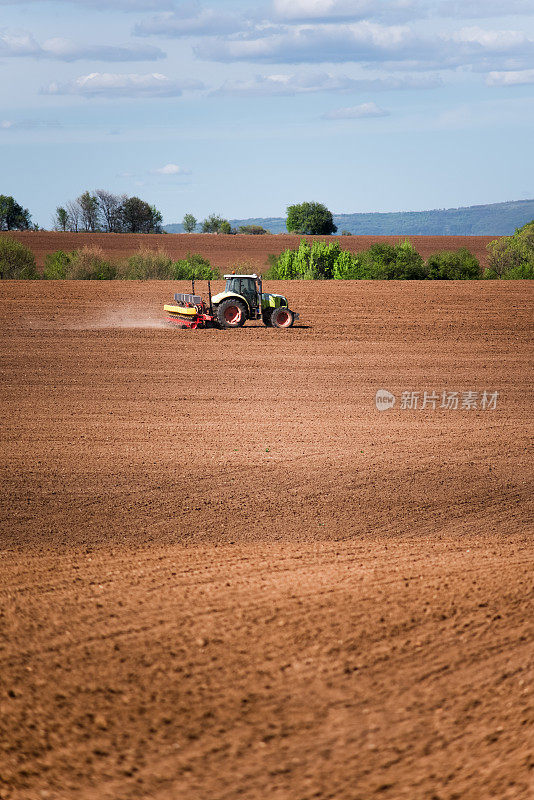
{"left": 271, "top": 306, "right": 294, "bottom": 328}
{"left": 216, "top": 298, "right": 247, "bottom": 329}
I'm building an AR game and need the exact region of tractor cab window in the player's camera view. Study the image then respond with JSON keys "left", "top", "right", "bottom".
{"left": 225, "top": 278, "right": 257, "bottom": 307}
{"left": 225, "top": 277, "right": 255, "bottom": 293}
{"left": 225, "top": 277, "right": 241, "bottom": 295}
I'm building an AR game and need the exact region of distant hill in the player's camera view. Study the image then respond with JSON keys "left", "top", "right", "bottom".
{"left": 165, "top": 199, "right": 534, "bottom": 236}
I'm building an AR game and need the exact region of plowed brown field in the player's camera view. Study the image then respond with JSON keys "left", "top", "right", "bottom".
{"left": 0, "top": 280, "right": 532, "bottom": 800}
{"left": 2, "top": 231, "right": 497, "bottom": 270}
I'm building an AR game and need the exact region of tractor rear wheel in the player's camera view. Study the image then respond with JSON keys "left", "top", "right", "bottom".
{"left": 271, "top": 306, "right": 294, "bottom": 328}
{"left": 216, "top": 298, "right": 247, "bottom": 329}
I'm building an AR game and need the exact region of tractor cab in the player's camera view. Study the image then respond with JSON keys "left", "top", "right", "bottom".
{"left": 224, "top": 275, "right": 260, "bottom": 313}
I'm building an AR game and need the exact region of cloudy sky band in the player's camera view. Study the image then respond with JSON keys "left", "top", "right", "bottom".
{"left": 1, "top": 0, "right": 533, "bottom": 225}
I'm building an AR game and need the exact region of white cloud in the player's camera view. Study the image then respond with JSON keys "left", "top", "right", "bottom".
{"left": 0, "top": 30, "right": 40, "bottom": 57}
{"left": 272, "top": 0, "right": 424, "bottom": 23}
{"left": 272, "top": 0, "right": 534, "bottom": 21}
{"left": 213, "top": 70, "right": 441, "bottom": 96}
{"left": 0, "top": 29, "right": 164, "bottom": 61}
{"left": 322, "top": 101, "right": 390, "bottom": 119}
{"left": 0, "top": 0, "right": 175, "bottom": 9}
{"left": 195, "top": 21, "right": 431, "bottom": 65}
{"left": 195, "top": 19, "right": 534, "bottom": 72}
{"left": 438, "top": 0, "right": 534, "bottom": 19}
{"left": 41, "top": 72, "right": 204, "bottom": 98}
{"left": 450, "top": 26, "right": 531, "bottom": 50}
{"left": 487, "top": 69, "right": 534, "bottom": 86}
{"left": 273, "top": 0, "right": 373, "bottom": 20}
{"left": 135, "top": 7, "right": 246, "bottom": 37}
{"left": 41, "top": 37, "right": 165, "bottom": 62}
{"left": 153, "top": 163, "right": 191, "bottom": 174}
{"left": 0, "top": 119, "right": 61, "bottom": 129}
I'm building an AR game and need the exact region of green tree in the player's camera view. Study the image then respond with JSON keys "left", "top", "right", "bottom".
{"left": 65, "top": 199, "right": 81, "bottom": 232}
{"left": 201, "top": 214, "right": 228, "bottom": 233}
{"left": 121, "top": 197, "right": 163, "bottom": 233}
{"left": 96, "top": 190, "right": 124, "bottom": 233}
{"left": 78, "top": 191, "right": 100, "bottom": 232}
{"left": 55, "top": 207, "right": 69, "bottom": 232}
{"left": 149, "top": 205, "right": 163, "bottom": 233}
{"left": 182, "top": 213, "right": 197, "bottom": 233}
{"left": 286, "top": 201, "right": 337, "bottom": 235}
{"left": 0, "top": 195, "right": 31, "bottom": 231}
{"left": 219, "top": 220, "right": 232, "bottom": 234}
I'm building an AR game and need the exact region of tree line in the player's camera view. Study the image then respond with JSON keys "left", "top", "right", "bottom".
{"left": 55, "top": 191, "right": 163, "bottom": 234}
{"left": 179, "top": 203, "right": 336, "bottom": 235}
{"left": 1, "top": 192, "right": 337, "bottom": 236}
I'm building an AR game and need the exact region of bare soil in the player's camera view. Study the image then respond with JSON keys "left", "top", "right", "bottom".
{"left": 2, "top": 231, "right": 497, "bottom": 270}
{"left": 0, "top": 280, "right": 532, "bottom": 800}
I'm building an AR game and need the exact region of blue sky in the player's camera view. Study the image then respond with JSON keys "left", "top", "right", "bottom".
{"left": 1, "top": 0, "right": 533, "bottom": 227}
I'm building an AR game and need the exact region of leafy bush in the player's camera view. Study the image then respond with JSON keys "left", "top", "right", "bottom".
{"left": 426, "top": 248, "right": 481, "bottom": 280}
{"left": 389, "top": 240, "right": 427, "bottom": 279}
{"left": 0, "top": 236, "right": 38, "bottom": 278}
{"left": 238, "top": 225, "right": 270, "bottom": 235}
{"left": 65, "top": 247, "right": 116, "bottom": 279}
{"left": 43, "top": 250, "right": 72, "bottom": 279}
{"left": 268, "top": 241, "right": 308, "bottom": 279}
{"left": 363, "top": 240, "right": 427, "bottom": 279}
{"left": 309, "top": 241, "right": 342, "bottom": 279}
{"left": 119, "top": 248, "right": 175, "bottom": 279}
{"left": 264, "top": 253, "right": 279, "bottom": 277}
{"left": 362, "top": 243, "right": 396, "bottom": 277}
{"left": 40, "top": 249, "right": 220, "bottom": 280}
{"left": 267, "top": 240, "right": 344, "bottom": 279}
{"left": 172, "top": 253, "right": 220, "bottom": 279}
{"left": 500, "top": 262, "right": 534, "bottom": 279}
{"left": 332, "top": 250, "right": 375, "bottom": 279}
{"left": 486, "top": 221, "right": 534, "bottom": 277}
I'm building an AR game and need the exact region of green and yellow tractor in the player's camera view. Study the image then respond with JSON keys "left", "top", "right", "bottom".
{"left": 164, "top": 273, "right": 299, "bottom": 329}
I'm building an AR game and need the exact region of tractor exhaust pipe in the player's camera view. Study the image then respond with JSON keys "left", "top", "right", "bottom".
{"left": 208, "top": 280, "right": 213, "bottom": 316}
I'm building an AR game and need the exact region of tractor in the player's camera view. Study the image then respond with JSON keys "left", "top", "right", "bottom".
{"left": 164, "top": 273, "right": 299, "bottom": 329}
